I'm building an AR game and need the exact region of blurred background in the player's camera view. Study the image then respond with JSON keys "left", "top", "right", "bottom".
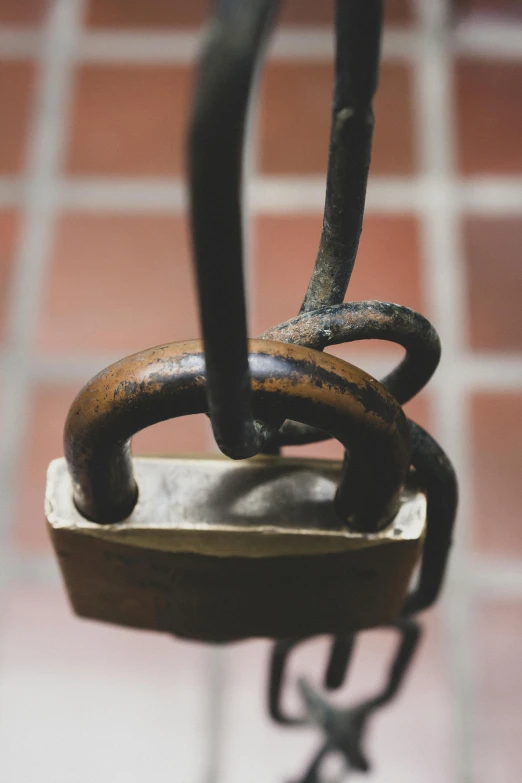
{"left": 0, "top": 0, "right": 521, "bottom": 780}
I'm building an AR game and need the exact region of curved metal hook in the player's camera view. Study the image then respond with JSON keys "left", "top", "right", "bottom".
{"left": 402, "top": 421, "right": 458, "bottom": 615}
{"left": 262, "top": 300, "right": 441, "bottom": 414}
{"left": 188, "top": 0, "right": 280, "bottom": 459}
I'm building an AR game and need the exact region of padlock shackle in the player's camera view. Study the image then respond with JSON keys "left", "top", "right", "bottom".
{"left": 64, "top": 339, "right": 410, "bottom": 531}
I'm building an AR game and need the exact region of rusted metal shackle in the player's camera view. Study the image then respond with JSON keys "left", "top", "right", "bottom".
{"left": 64, "top": 339, "right": 411, "bottom": 532}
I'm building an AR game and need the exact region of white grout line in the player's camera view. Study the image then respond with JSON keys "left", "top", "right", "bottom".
{"left": 203, "top": 646, "right": 226, "bottom": 783}
{"left": 446, "top": 355, "right": 522, "bottom": 390}
{"left": 268, "top": 27, "right": 335, "bottom": 60}
{"left": 5, "top": 551, "right": 61, "bottom": 585}
{"left": 2, "top": 20, "right": 522, "bottom": 64}
{"left": 79, "top": 29, "right": 202, "bottom": 64}
{"left": 0, "top": 178, "right": 22, "bottom": 207}
{"left": 414, "top": 0, "right": 479, "bottom": 780}
{"left": 0, "top": 0, "right": 85, "bottom": 586}
{"left": 2, "top": 175, "right": 518, "bottom": 214}
{"left": 469, "top": 556, "right": 522, "bottom": 600}
{"left": 251, "top": 176, "right": 423, "bottom": 213}
{"left": 31, "top": 353, "right": 124, "bottom": 382}
{"left": 0, "top": 28, "right": 41, "bottom": 58}
{"left": 78, "top": 27, "right": 417, "bottom": 65}
{"left": 456, "top": 179, "right": 522, "bottom": 215}
{"left": 453, "top": 18, "right": 522, "bottom": 60}
{"left": 270, "top": 27, "right": 418, "bottom": 61}
{"left": 56, "top": 177, "right": 187, "bottom": 211}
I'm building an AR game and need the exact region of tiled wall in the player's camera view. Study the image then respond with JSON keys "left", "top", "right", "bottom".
{"left": 0, "top": 0, "right": 521, "bottom": 781}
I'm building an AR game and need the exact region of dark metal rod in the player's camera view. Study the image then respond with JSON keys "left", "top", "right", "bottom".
{"left": 324, "top": 633, "right": 356, "bottom": 691}
{"left": 402, "top": 422, "right": 458, "bottom": 615}
{"left": 268, "top": 638, "right": 308, "bottom": 726}
{"left": 188, "top": 0, "right": 279, "bottom": 459}
{"left": 300, "top": 0, "right": 384, "bottom": 312}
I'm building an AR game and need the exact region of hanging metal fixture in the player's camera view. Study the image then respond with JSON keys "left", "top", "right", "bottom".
{"left": 45, "top": 1, "right": 458, "bottom": 780}
{"left": 187, "top": 1, "right": 457, "bottom": 778}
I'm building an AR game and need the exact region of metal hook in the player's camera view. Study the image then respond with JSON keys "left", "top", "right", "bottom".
{"left": 188, "top": 0, "right": 385, "bottom": 460}
{"left": 188, "top": 0, "right": 280, "bottom": 459}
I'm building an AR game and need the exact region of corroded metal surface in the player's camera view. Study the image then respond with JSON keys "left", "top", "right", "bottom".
{"left": 261, "top": 300, "right": 441, "bottom": 449}
{"left": 46, "top": 455, "right": 425, "bottom": 643}
{"left": 64, "top": 339, "right": 411, "bottom": 532}
{"left": 262, "top": 301, "right": 440, "bottom": 407}
{"left": 300, "top": 2, "right": 384, "bottom": 312}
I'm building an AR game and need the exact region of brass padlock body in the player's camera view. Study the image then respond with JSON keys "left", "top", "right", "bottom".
{"left": 46, "top": 455, "right": 426, "bottom": 642}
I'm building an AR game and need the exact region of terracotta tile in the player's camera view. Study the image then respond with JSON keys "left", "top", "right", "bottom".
{"left": 476, "top": 600, "right": 522, "bottom": 783}
{"left": 66, "top": 65, "right": 192, "bottom": 176}
{"left": 384, "top": 0, "right": 415, "bottom": 25}
{"left": 455, "top": 60, "right": 522, "bottom": 175}
{"left": 0, "top": 62, "right": 35, "bottom": 175}
{"left": 86, "top": 0, "right": 209, "bottom": 27}
{"left": 252, "top": 213, "right": 424, "bottom": 335}
{"left": 0, "top": 584, "right": 209, "bottom": 782}
{"left": 133, "top": 415, "right": 210, "bottom": 456}
{"left": 456, "top": 0, "right": 522, "bottom": 19}
{"left": 278, "top": 0, "right": 335, "bottom": 25}
{"left": 279, "top": 0, "right": 413, "bottom": 26}
{"left": 0, "top": 1, "right": 48, "bottom": 25}
{"left": 404, "top": 391, "right": 432, "bottom": 432}
{"left": 259, "top": 61, "right": 416, "bottom": 175}
{"left": 371, "top": 63, "right": 416, "bottom": 174}
{"left": 15, "top": 382, "right": 209, "bottom": 552}
{"left": 15, "top": 383, "right": 84, "bottom": 553}
{"left": 86, "top": 0, "right": 412, "bottom": 29}
{"left": 470, "top": 393, "right": 522, "bottom": 557}
{"left": 38, "top": 213, "right": 200, "bottom": 355}
{"left": 251, "top": 213, "right": 320, "bottom": 332}
{"left": 352, "top": 213, "right": 424, "bottom": 309}
{"left": 463, "top": 217, "right": 522, "bottom": 352}
{"left": 220, "top": 612, "right": 454, "bottom": 783}
{"left": 0, "top": 211, "right": 19, "bottom": 344}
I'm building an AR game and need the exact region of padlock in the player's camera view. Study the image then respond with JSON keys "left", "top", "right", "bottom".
{"left": 46, "top": 339, "right": 426, "bottom": 643}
